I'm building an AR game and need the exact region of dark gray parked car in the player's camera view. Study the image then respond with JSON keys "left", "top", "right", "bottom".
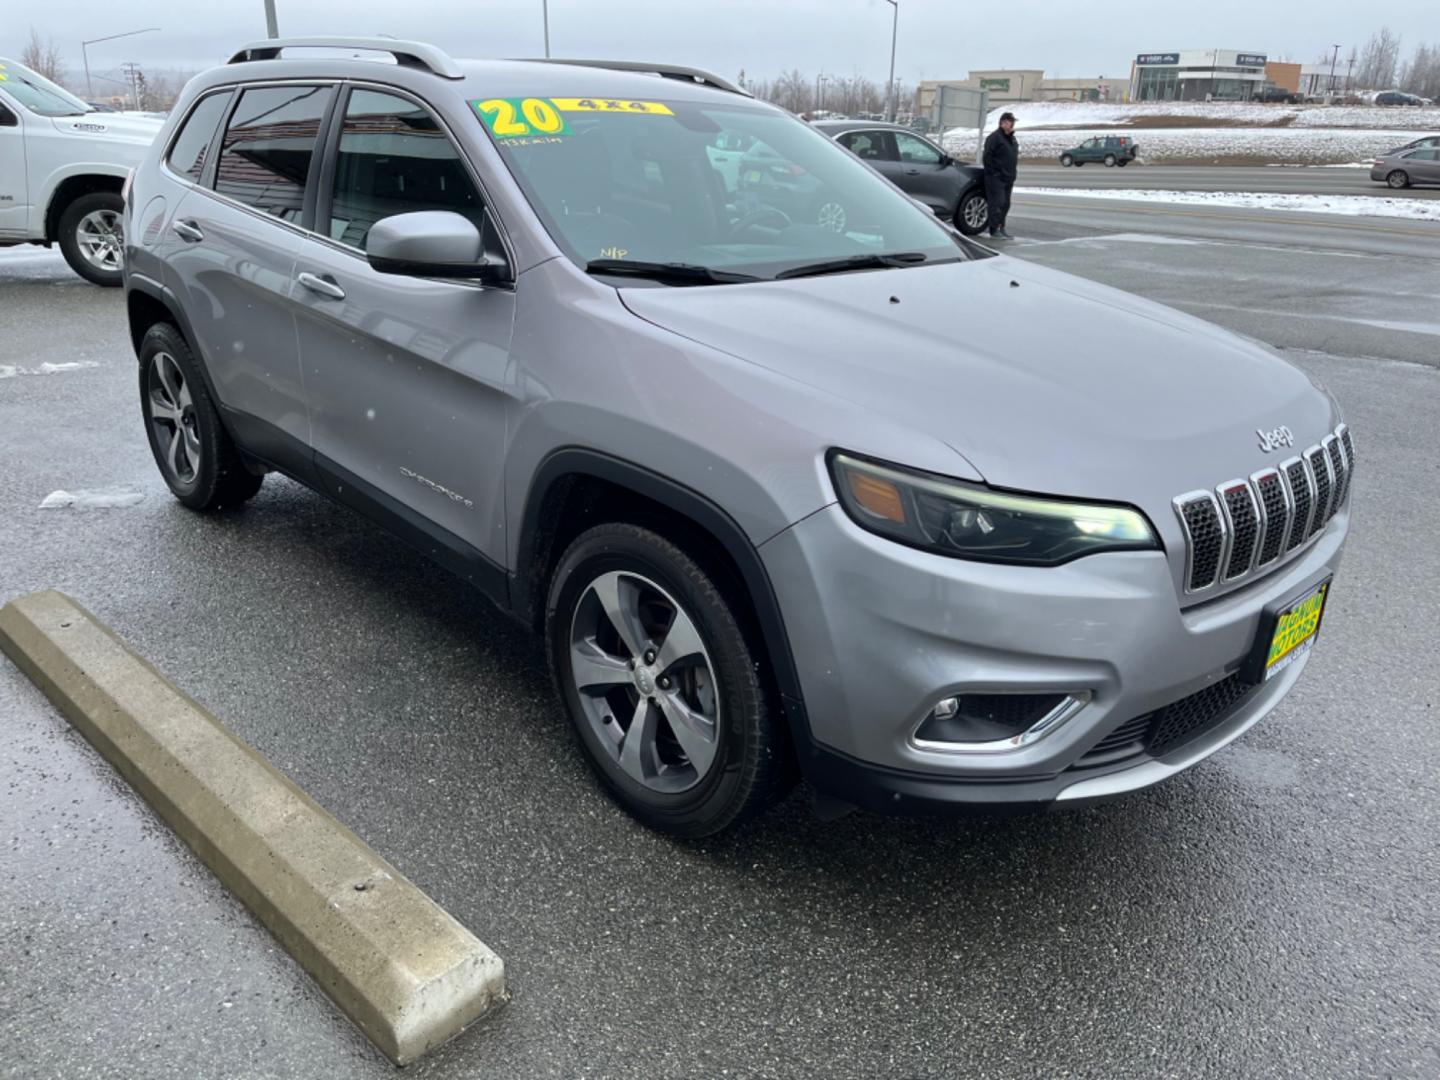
{"left": 812, "top": 119, "right": 990, "bottom": 235}
{"left": 122, "top": 38, "right": 1353, "bottom": 836}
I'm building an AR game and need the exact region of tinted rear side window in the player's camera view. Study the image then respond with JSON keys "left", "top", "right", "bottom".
{"left": 167, "top": 91, "right": 231, "bottom": 181}
{"left": 215, "top": 85, "right": 332, "bottom": 222}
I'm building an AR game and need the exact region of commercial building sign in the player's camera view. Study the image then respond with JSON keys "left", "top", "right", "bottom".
{"left": 1136, "top": 53, "right": 1180, "bottom": 65}
{"left": 1236, "top": 53, "right": 1267, "bottom": 67}
{"left": 979, "top": 78, "right": 1011, "bottom": 91}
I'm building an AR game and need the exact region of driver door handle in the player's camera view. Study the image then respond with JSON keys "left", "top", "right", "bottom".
{"left": 297, "top": 271, "right": 346, "bottom": 301}
{"left": 904, "top": 167, "right": 920, "bottom": 175}
{"left": 171, "top": 219, "right": 204, "bottom": 243}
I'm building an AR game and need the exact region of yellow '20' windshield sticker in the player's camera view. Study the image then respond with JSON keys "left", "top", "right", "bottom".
{"left": 473, "top": 96, "right": 674, "bottom": 140}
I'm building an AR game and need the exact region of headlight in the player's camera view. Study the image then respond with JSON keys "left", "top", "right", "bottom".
{"left": 830, "top": 452, "right": 1158, "bottom": 565}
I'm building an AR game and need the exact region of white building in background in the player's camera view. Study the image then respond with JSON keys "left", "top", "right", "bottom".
{"left": 1128, "top": 50, "right": 1269, "bottom": 102}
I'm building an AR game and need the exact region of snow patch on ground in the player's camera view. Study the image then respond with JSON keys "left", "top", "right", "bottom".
{"left": 945, "top": 125, "right": 1424, "bottom": 164}
{"left": 39, "top": 487, "right": 146, "bottom": 510}
{"left": 1014, "top": 187, "right": 1440, "bottom": 221}
{"left": 0, "top": 361, "right": 101, "bottom": 379}
{"left": 977, "top": 101, "right": 1440, "bottom": 132}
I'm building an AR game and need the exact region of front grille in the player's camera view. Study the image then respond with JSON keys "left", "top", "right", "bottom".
{"left": 1074, "top": 672, "right": 1258, "bottom": 768}
{"left": 1175, "top": 424, "right": 1351, "bottom": 595}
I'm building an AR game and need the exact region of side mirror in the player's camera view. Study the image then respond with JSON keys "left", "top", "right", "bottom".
{"left": 366, "top": 210, "right": 508, "bottom": 281}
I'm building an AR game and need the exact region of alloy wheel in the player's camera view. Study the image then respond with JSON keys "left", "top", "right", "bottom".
{"left": 816, "top": 200, "right": 848, "bottom": 233}
{"left": 962, "top": 194, "right": 988, "bottom": 231}
{"left": 568, "top": 570, "right": 720, "bottom": 793}
{"left": 76, "top": 209, "right": 124, "bottom": 273}
{"left": 147, "top": 351, "right": 202, "bottom": 483}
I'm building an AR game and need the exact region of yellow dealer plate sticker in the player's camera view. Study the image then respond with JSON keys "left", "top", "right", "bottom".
{"left": 1263, "top": 580, "right": 1329, "bottom": 681}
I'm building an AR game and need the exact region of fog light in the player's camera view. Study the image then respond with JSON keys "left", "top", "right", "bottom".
{"left": 913, "top": 692, "right": 1089, "bottom": 753}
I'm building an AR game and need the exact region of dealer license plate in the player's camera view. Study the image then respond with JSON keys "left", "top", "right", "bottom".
{"left": 1261, "top": 580, "right": 1330, "bottom": 681}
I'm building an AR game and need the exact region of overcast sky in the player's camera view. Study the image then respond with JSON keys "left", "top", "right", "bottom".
{"left": 10, "top": 0, "right": 1436, "bottom": 87}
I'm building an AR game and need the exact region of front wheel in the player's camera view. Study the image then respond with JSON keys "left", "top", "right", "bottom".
{"left": 1387, "top": 169, "right": 1410, "bottom": 189}
{"left": 1060, "top": 154, "right": 1074, "bottom": 167}
{"left": 955, "top": 190, "right": 989, "bottom": 235}
{"left": 546, "top": 523, "right": 793, "bottom": 837}
{"left": 138, "top": 323, "right": 264, "bottom": 510}
{"left": 58, "top": 191, "right": 125, "bottom": 287}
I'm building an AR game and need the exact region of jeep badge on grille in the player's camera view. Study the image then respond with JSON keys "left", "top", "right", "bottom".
{"left": 1256, "top": 425, "right": 1294, "bottom": 453}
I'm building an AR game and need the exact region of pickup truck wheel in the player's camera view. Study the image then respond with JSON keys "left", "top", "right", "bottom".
{"left": 547, "top": 523, "right": 793, "bottom": 837}
{"left": 58, "top": 191, "right": 126, "bottom": 287}
{"left": 955, "top": 190, "right": 989, "bottom": 235}
{"left": 138, "top": 323, "right": 264, "bottom": 510}
{"left": 1103, "top": 154, "right": 1117, "bottom": 167}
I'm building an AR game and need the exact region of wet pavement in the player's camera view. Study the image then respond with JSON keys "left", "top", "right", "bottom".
{"left": 2, "top": 225, "right": 1438, "bottom": 1078}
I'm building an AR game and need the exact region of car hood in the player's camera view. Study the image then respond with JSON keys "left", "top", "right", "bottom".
{"left": 50, "top": 113, "right": 163, "bottom": 144}
{"left": 617, "top": 255, "right": 1337, "bottom": 511}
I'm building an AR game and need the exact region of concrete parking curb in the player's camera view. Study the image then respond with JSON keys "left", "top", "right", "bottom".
{"left": 0, "top": 590, "right": 505, "bottom": 1065}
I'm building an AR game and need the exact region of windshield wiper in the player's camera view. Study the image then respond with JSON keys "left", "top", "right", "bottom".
{"left": 774, "top": 251, "right": 929, "bottom": 280}
{"left": 585, "top": 259, "right": 761, "bottom": 285}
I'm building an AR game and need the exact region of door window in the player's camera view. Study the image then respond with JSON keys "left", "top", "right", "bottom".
{"left": 214, "top": 85, "right": 332, "bottom": 223}
{"left": 167, "top": 91, "right": 232, "bottom": 182}
{"left": 895, "top": 132, "right": 942, "bottom": 164}
{"left": 838, "top": 130, "right": 897, "bottom": 162}
{"left": 328, "top": 89, "right": 485, "bottom": 251}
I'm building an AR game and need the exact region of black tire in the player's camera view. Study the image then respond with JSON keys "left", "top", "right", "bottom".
{"left": 1074, "top": 160, "right": 1085, "bottom": 167}
{"left": 138, "top": 323, "right": 264, "bottom": 510}
{"left": 57, "top": 190, "right": 125, "bottom": 287}
{"left": 1115, "top": 158, "right": 1129, "bottom": 167}
{"left": 954, "top": 190, "right": 989, "bottom": 236}
{"left": 1387, "top": 170, "right": 1410, "bottom": 189}
{"left": 546, "top": 522, "right": 793, "bottom": 837}
{"left": 1103, "top": 154, "right": 1117, "bottom": 167}
{"left": 1059, "top": 154, "right": 1074, "bottom": 167}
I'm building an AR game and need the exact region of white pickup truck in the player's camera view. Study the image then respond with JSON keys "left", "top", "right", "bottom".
{"left": 0, "top": 57, "right": 162, "bottom": 285}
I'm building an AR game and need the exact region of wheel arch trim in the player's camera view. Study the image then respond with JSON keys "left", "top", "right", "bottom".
{"left": 512, "top": 447, "right": 813, "bottom": 739}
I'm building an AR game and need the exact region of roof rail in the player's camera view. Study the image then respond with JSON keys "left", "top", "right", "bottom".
{"left": 520, "top": 58, "right": 750, "bottom": 97}
{"left": 226, "top": 37, "right": 464, "bottom": 80}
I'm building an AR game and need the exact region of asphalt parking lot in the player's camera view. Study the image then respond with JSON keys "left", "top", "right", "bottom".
{"left": 3, "top": 201, "right": 1439, "bottom": 1078}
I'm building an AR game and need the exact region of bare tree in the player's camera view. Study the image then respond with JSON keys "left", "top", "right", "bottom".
{"left": 1400, "top": 43, "right": 1440, "bottom": 98}
{"left": 1355, "top": 27, "right": 1403, "bottom": 89}
{"left": 20, "top": 27, "right": 65, "bottom": 82}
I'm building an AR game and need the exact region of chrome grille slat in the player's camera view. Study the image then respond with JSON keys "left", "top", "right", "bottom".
{"left": 1175, "top": 424, "right": 1351, "bottom": 596}
{"left": 1218, "top": 480, "right": 1260, "bottom": 582}
{"left": 1306, "top": 445, "right": 1333, "bottom": 537}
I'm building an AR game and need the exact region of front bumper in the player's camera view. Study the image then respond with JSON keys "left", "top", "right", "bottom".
{"left": 760, "top": 502, "right": 1349, "bottom": 811}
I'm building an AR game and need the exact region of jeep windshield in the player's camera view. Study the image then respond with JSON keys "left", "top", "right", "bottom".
{"left": 0, "top": 58, "right": 92, "bottom": 117}
{"left": 478, "top": 95, "right": 978, "bottom": 282}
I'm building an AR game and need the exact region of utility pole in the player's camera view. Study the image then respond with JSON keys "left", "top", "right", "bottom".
{"left": 1345, "top": 55, "right": 1355, "bottom": 96}
{"left": 80, "top": 27, "right": 161, "bottom": 100}
{"left": 542, "top": 0, "right": 550, "bottom": 58}
{"left": 264, "top": 0, "right": 279, "bottom": 39}
{"left": 1327, "top": 44, "right": 1340, "bottom": 101}
{"left": 120, "top": 61, "right": 142, "bottom": 111}
{"left": 885, "top": 0, "right": 898, "bottom": 121}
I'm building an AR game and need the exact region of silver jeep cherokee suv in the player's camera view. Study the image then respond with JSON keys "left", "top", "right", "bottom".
{"left": 123, "top": 39, "right": 1354, "bottom": 836}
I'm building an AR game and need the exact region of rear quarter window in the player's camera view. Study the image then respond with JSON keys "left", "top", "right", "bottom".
{"left": 166, "top": 91, "right": 232, "bottom": 182}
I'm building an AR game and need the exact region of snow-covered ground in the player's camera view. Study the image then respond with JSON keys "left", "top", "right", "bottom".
{"left": 1014, "top": 187, "right": 1440, "bottom": 222}
{"left": 959, "top": 125, "right": 1423, "bottom": 164}
{"left": 977, "top": 101, "right": 1440, "bottom": 131}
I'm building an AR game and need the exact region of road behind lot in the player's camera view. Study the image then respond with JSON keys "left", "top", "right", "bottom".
{"left": 2, "top": 213, "right": 1439, "bottom": 1079}
{"left": 1019, "top": 163, "right": 1440, "bottom": 199}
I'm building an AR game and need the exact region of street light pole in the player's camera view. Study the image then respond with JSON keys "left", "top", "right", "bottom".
{"left": 264, "top": 0, "right": 279, "bottom": 39}
{"left": 543, "top": 0, "right": 550, "bottom": 58}
{"left": 80, "top": 27, "right": 161, "bottom": 100}
{"left": 885, "top": 0, "right": 898, "bottom": 122}
{"left": 1328, "top": 44, "right": 1340, "bottom": 100}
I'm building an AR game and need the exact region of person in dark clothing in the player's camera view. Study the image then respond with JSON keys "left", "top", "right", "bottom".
{"left": 982, "top": 112, "right": 1019, "bottom": 239}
